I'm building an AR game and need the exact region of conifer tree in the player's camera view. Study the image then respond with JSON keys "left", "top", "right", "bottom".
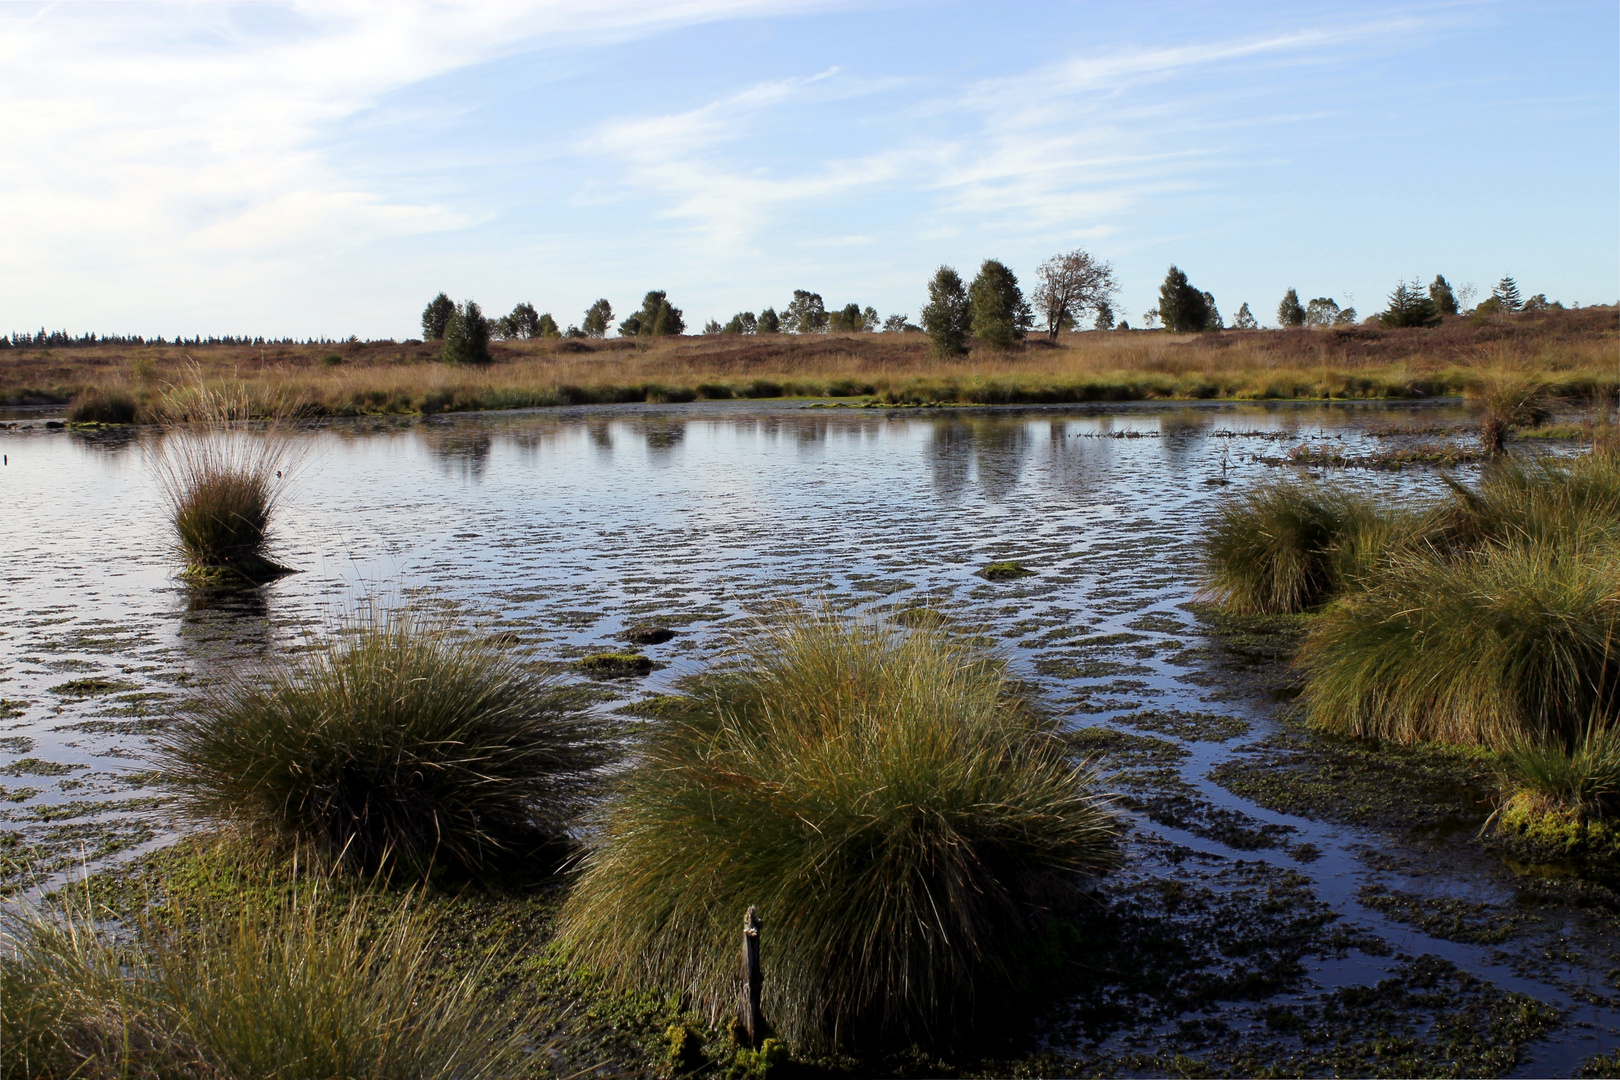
{"left": 441, "top": 300, "right": 492, "bottom": 364}
{"left": 1158, "top": 266, "right": 1212, "bottom": 332}
{"left": 1493, "top": 276, "right": 1522, "bottom": 312}
{"left": 1429, "top": 275, "right": 1459, "bottom": 316}
{"left": 968, "top": 259, "right": 1027, "bottom": 349}
{"left": 756, "top": 308, "right": 781, "bottom": 334}
{"left": 1276, "top": 288, "right": 1305, "bottom": 328}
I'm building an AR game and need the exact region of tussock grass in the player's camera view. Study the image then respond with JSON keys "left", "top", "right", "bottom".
{"left": 158, "top": 611, "right": 605, "bottom": 874}
{"left": 1299, "top": 540, "right": 1620, "bottom": 749}
{"left": 1199, "top": 479, "right": 1403, "bottom": 614}
{"left": 67, "top": 388, "right": 137, "bottom": 424}
{"left": 152, "top": 431, "right": 290, "bottom": 579}
{"left": 557, "top": 611, "right": 1118, "bottom": 1052}
{"left": 1498, "top": 723, "right": 1620, "bottom": 821}
{"left": 0, "top": 881, "right": 533, "bottom": 1079}
{"left": 1471, "top": 369, "right": 1554, "bottom": 454}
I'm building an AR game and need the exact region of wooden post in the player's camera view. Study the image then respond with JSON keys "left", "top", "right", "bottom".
{"left": 741, "top": 905, "right": 764, "bottom": 1048}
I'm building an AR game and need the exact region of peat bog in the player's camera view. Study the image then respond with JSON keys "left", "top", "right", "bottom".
{"left": 2, "top": 399, "right": 1618, "bottom": 1076}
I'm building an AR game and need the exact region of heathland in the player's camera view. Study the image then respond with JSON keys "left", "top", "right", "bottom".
{"left": 5, "top": 305, "right": 1615, "bottom": 421}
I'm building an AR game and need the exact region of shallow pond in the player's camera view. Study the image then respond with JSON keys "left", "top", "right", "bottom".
{"left": 1, "top": 400, "right": 1615, "bottom": 1075}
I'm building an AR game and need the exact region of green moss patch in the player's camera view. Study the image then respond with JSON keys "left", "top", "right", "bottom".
{"left": 575, "top": 653, "right": 654, "bottom": 679}
{"left": 978, "top": 561, "right": 1034, "bottom": 581}
{"left": 48, "top": 677, "right": 139, "bottom": 697}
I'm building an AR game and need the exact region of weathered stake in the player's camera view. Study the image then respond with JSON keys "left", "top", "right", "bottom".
{"left": 741, "top": 905, "right": 764, "bottom": 1048}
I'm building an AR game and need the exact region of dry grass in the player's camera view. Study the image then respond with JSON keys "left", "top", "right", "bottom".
{"left": 7, "top": 307, "right": 1614, "bottom": 418}
{"left": 0, "top": 877, "right": 535, "bottom": 1079}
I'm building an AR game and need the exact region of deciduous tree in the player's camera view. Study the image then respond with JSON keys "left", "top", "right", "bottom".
{"left": 1031, "top": 249, "right": 1117, "bottom": 342}
{"left": 422, "top": 292, "right": 455, "bottom": 340}
{"left": 1093, "top": 302, "right": 1115, "bottom": 331}
{"left": 756, "top": 307, "right": 781, "bottom": 334}
{"left": 783, "top": 291, "right": 829, "bottom": 334}
{"left": 441, "top": 300, "right": 492, "bottom": 364}
{"left": 1304, "top": 298, "right": 1340, "bottom": 328}
{"left": 582, "top": 299, "right": 614, "bottom": 338}
{"left": 920, "top": 266, "right": 970, "bottom": 357}
{"left": 1231, "top": 302, "right": 1258, "bottom": 330}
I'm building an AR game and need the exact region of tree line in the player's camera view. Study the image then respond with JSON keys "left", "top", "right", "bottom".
{"left": 0, "top": 331, "right": 343, "bottom": 350}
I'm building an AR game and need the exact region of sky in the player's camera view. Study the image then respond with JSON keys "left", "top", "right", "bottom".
{"left": 1, "top": 0, "right": 1615, "bottom": 340}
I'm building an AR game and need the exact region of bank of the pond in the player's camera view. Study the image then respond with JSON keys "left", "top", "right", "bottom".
{"left": 4, "top": 305, "right": 1615, "bottom": 420}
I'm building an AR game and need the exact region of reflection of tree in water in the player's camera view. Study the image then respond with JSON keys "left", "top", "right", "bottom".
{"left": 1159, "top": 410, "right": 1211, "bottom": 472}
{"left": 795, "top": 417, "right": 829, "bottom": 452}
{"left": 1045, "top": 421, "right": 1106, "bottom": 500}
{"left": 927, "top": 421, "right": 974, "bottom": 503}
{"left": 926, "top": 419, "right": 1032, "bottom": 503}
{"left": 423, "top": 423, "right": 493, "bottom": 482}
{"left": 587, "top": 419, "right": 613, "bottom": 456}
{"left": 643, "top": 422, "right": 686, "bottom": 457}
{"left": 972, "top": 420, "right": 1031, "bottom": 502}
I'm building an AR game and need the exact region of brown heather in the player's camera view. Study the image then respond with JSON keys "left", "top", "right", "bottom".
{"left": 7, "top": 306, "right": 1615, "bottom": 420}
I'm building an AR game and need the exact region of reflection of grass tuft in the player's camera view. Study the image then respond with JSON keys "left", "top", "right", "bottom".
{"left": 558, "top": 610, "right": 1118, "bottom": 1051}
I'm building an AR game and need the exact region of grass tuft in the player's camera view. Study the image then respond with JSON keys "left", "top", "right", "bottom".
{"left": 1300, "top": 540, "right": 1620, "bottom": 749}
{"left": 557, "top": 610, "right": 1118, "bottom": 1052}
{"left": 157, "top": 611, "right": 605, "bottom": 875}
{"left": 1199, "top": 479, "right": 1399, "bottom": 614}
{"left": 67, "top": 388, "right": 137, "bottom": 424}
{"left": 0, "top": 881, "right": 533, "bottom": 1079}
{"left": 1471, "top": 370, "right": 1554, "bottom": 454}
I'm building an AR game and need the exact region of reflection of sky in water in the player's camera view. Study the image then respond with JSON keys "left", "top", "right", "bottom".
{"left": 3, "top": 401, "right": 1613, "bottom": 1070}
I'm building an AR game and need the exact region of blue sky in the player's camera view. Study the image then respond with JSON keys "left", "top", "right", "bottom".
{"left": 1, "top": 0, "right": 1615, "bottom": 339}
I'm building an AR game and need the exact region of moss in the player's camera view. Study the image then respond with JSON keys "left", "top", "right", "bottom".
{"left": 0, "top": 700, "right": 29, "bottom": 720}
{"left": 1117, "top": 709, "right": 1251, "bottom": 743}
{"left": 575, "top": 652, "right": 654, "bottom": 678}
{"left": 1355, "top": 883, "right": 1538, "bottom": 945}
{"left": 979, "top": 561, "right": 1034, "bottom": 581}
{"left": 1493, "top": 790, "right": 1620, "bottom": 862}
{"left": 892, "top": 606, "right": 952, "bottom": 630}
{"left": 47, "top": 677, "right": 139, "bottom": 697}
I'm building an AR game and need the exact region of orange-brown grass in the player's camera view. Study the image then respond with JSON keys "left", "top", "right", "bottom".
{"left": 6, "top": 306, "right": 1614, "bottom": 419}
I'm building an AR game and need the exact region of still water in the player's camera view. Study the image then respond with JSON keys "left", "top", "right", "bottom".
{"left": 1, "top": 400, "right": 1614, "bottom": 1073}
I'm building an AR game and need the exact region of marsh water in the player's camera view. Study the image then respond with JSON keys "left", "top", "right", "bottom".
{"left": 2, "top": 401, "right": 1616, "bottom": 1074}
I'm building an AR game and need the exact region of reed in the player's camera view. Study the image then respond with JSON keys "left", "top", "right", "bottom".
{"left": 157, "top": 611, "right": 604, "bottom": 874}
{"left": 0, "top": 882, "right": 532, "bottom": 1079}
{"left": 557, "top": 611, "right": 1117, "bottom": 1052}
{"left": 1300, "top": 539, "right": 1620, "bottom": 750}
{"left": 1199, "top": 479, "right": 1402, "bottom": 614}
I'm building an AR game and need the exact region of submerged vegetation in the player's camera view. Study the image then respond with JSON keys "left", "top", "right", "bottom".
{"left": 158, "top": 611, "right": 603, "bottom": 875}
{"left": 558, "top": 611, "right": 1118, "bottom": 1051}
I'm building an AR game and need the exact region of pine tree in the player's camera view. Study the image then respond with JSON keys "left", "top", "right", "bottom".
{"left": 1276, "top": 288, "right": 1305, "bottom": 328}
{"left": 968, "top": 259, "right": 1027, "bottom": 349}
{"left": 1093, "top": 302, "right": 1115, "bottom": 331}
{"left": 920, "top": 266, "right": 970, "bottom": 356}
{"left": 1493, "top": 276, "right": 1522, "bottom": 312}
{"left": 1377, "top": 281, "right": 1441, "bottom": 328}
{"left": 1158, "top": 266, "right": 1211, "bottom": 332}
{"left": 421, "top": 292, "right": 455, "bottom": 340}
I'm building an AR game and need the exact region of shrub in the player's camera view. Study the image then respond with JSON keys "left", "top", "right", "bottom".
{"left": 557, "top": 612, "right": 1118, "bottom": 1052}
{"left": 68, "top": 389, "right": 137, "bottom": 424}
{"left": 151, "top": 431, "right": 291, "bottom": 580}
{"left": 1, "top": 884, "right": 530, "bottom": 1079}
{"left": 1199, "top": 479, "right": 1398, "bottom": 614}
{"left": 158, "top": 611, "right": 604, "bottom": 874}
{"left": 1300, "top": 540, "right": 1620, "bottom": 749}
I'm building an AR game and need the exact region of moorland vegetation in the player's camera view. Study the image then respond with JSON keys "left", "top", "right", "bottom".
{"left": 1201, "top": 430, "right": 1620, "bottom": 864}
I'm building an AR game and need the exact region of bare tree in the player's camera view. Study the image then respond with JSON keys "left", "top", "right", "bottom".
{"left": 1031, "top": 249, "right": 1117, "bottom": 342}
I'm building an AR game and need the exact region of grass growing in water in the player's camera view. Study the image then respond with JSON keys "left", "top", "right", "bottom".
{"left": 1199, "top": 479, "right": 1399, "bottom": 614}
{"left": 1, "top": 881, "right": 533, "bottom": 1079}
{"left": 150, "top": 426, "right": 293, "bottom": 583}
{"left": 557, "top": 611, "right": 1118, "bottom": 1052}
{"left": 158, "top": 611, "right": 604, "bottom": 875}
{"left": 1300, "top": 540, "right": 1620, "bottom": 749}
